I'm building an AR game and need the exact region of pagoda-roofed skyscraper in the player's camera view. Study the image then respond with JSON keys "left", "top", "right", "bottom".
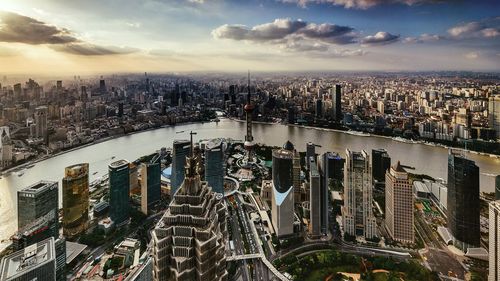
{"left": 152, "top": 132, "right": 228, "bottom": 281}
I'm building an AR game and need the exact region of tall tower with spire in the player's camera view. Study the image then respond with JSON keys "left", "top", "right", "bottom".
{"left": 152, "top": 131, "right": 228, "bottom": 281}
{"left": 244, "top": 71, "right": 255, "bottom": 163}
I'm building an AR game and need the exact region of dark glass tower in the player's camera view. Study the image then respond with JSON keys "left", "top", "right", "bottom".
{"left": 323, "top": 152, "right": 345, "bottom": 182}
{"left": 18, "top": 181, "right": 59, "bottom": 239}
{"left": 171, "top": 140, "right": 190, "bottom": 196}
{"left": 272, "top": 149, "right": 294, "bottom": 193}
{"left": 447, "top": 152, "right": 480, "bottom": 251}
{"left": 372, "top": 149, "right": 391, "bottom": 183}
{"left": 496, "top": 175, "right": 500, "bottom": 200}
{"left": 205, "top": 139, "right": 225, "bottom": 194}
{"left": 109, "top": 160, "right": 130, "bottom": 226}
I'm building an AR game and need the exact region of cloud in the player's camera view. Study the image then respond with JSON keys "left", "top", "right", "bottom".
{"left": 281, "top": 0, "right": 446, "bottom": 9}
{"left": 465, "top": 51, "right": 479, "bottom": 59}
{"left": 361, "top": 31, "right": 399, "bottom": 45}
{"left": 403, "top": 33, "right": 442, "bottom": 43}
{"left": 448, "top": 17, "right": 500, "bottom": 39}
{"left": 0, "top": 11, "right": 138, "bottom": 56}
{"left": 51, "top": 44, "right": 139, "bottom": 56}
{"left": 0, "top": 11, "right": 78, "bottom": 44}
{"left": 212, "top": 18, "right": 357, "bottom": 45}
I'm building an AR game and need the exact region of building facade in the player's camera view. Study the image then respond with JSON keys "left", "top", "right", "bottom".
{"left": 343, "top": 149, "right": 377, "bottom": 239}
{"left": 489, "top": 96, "right": 500, "bottom": 139}
{"left": 140, "top": 162, "right": 161, "bottom": 215}
{"left": 62, "top": 163, "right": 89, "bottom": 239}
{"left": 171, "top": 140, "right": 190, "bottom": 196}
{"left": 109, "top": 160, "right": 131, "bottom": 226}
{"left": 372, "top": 149, "right": 391, "bottom": 184}
{"left": 205, "top": 139, "right": 225, "bottom": 194}
{"left": 271, "top": 149, "right": 295, "bottom": 238}
{"left": 385, "top": 162, "right": 414, "bottom": 244}
{"left": 447, "top": 151, "right": 480, "bottom": 251}
{"left": 489, "top": 200, "right": 500, "bottom": 281}
{"left": 308, "top": 157, "right": 321, "bottom": 238}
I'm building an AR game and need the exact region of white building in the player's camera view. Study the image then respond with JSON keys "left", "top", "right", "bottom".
{"left": 489, "top": 201, "right": 500, "bottom": 281}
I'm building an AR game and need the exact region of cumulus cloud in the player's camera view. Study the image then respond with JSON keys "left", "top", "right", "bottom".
{"left": 448, "top": 17, "right": 500, "bottom": 39}
{"left": 0, "top": 11, "right": 77, "bottom": 44}
{"left": 403, "top": 33, "right": 442, "bottom": 43}
{"left": 361, "top": 31, "right": 399, "bottom": 45}
{"left": 212, "top": 18, "right": 357, "bottom": 45}
{"left": 281, "top": 0, "right": 446, "bottom": 9}
{"left": 0, "top": 11, "right": 138, "bottom": 56}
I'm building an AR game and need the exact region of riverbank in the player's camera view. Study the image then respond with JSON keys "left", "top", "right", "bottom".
{"left": 0, "top": 120, "right": 209, "bottom": 177}
{"left": 229, "top": 116, "right": 500, "bottom": 159}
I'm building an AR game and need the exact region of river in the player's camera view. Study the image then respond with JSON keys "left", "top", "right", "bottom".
{"left": 0, "top": 118, "right": 498, "bottom": 249}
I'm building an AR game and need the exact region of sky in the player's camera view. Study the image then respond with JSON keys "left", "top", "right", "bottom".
{"left": 0, "top": 0, "right": 498, "bottom": 74}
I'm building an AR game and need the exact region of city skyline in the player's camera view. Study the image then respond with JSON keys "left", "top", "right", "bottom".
{"left": 0, "top": 0, "right": 499, "bottom": 75}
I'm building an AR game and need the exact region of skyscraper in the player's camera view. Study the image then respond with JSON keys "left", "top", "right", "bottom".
{"left": 489, "top": 96, "right": 500, "bottom": 139}
{"left": 343, "top": 149, "right": 377, "bottom": 239}
{"left": 385, "top": 162, "right": 414, "bottom": 244}
{"left": 17, "top": 181, "right": 65, "bottom": 280}
{"left": 205, "top": 139, "right": 225, "bottom": 194}
{"left": 34, "top": 106, "right": 48, "bottom": 140}
{"left": 152, "top": 140, "right": 227, "bottom": 281}
{"left": 283, "top": 141, "right": 301, "bottom": 203}
{"left": 489, "top": 200, "right": 500, "bottom": 281}
{"left": 0, "top": 237, "right": 57, "bottom": 281}
{"left": 171, "top": 140, "right": 190, "bottom": 196}
{"left": 447, "top": 151, "right": 480, "bottom": 251}
{"left": 271, "top": 149, "right": 295, "bottom": 238}
{"left": 62, "top": 163, "right": 89, "bottom": 239}
{"left": 244, "top": 72, "right": 255, "bottom": 163}
{"left": 323, "top": 152, "right": 345, "bottom": 185}
{"left": 109, "top": 160, "right": 131, "bottom": 226}
{"left": 140, "top": 161, "right": 161, "bottom": 215}
{"left": 332, "top": 84, "right": 342, "bottom": 122}
{"left": 306, "top": 142, "right": 316, "bottom": 170}
{"left": 372, "top": 149, "right": 391, "bottom": 184}
{"left": 309, "top": 157, "right": 321, "bottom": 238}
{"left": 18, "top": 181, "right": 59, "bottom": 239}
{"left": 496, "top": 175, "right": 500, "bottom": 200}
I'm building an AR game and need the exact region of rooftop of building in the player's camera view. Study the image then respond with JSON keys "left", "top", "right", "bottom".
{"left": 324, "top": 151, "right": 342, "bottom": 160}
{"left": 273, "top": 148, "right": 294, "bottom": 159}
{"left": 109, "top": 159, "right": 129, "bottom": 169}
{"left": 0, "top": 238, "right": 55, "bottom": 280}
{"left": 206, "top": 138, "right": 223, "bottom": 150}
{"left": 19, "top": 180, "right": 57, "bottom": 194}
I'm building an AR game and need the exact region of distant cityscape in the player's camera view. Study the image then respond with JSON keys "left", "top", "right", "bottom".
{"left": 0, "top": 72, "right": 499, "bottom": 281}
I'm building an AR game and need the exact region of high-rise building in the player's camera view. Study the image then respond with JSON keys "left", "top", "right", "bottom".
{"left": 489, "top": 200, "right": 500, "bottom": 281}
{"left": 0, "top": 127, "right": 13, "bottom": 168}
{"left": 62, "top": 163, "right": 89, "bottom": 239}
{"left": 309, "top": 157, "right": 321, "bottom": 238}
{"left": 306, "top": 142, "right": 316, "bottom": 170}
{"left": 343, "top": 149, "right": 377, "bottom": 239}
{"left": 332, "top": 84, "right": 342, "bottom": 122}
{"left": 244, "top": 72, "right": 255, "bottom": 163}
{"left": 315, "top": 99, "right": 323, "bottom": 118}
{"left": 496, "top": 175, "right": 500, "bottom": 200}
{"left": 372, "top": 149, "right": 391, "bottom": 184}
{"left": 385, "top": 162, "right": 414, "bottom": 244}
{"left": 205, "top": 139, "right": 225, "bottom": 194}
{"left": 109, "top": 160, "right": 131, "bottom": 226}
{"left": 18, "top": 181, "right": 59, "bottom": 238}
{"left": 489, "top": 96, "right": 500, "bottom": 139}
{"left": 323, "top": 152, "right": 345, "bottom": 184}
{"left": 447, "top": 151, "right": 480, "bottom": 251}
{"left": 271, "top": 149, "right": 295, "bottom": 238}
{"left": 17, "top": 181, "right": 65, "bottom": 281}
{"left": 140, "top": 162, "right": 161, "bottom": 215}
{"left": 0, "top": 237, "right": 57, "bottom": 281}
{"left": 171, "top": 140, "right": 190, "bottom": 196}
{"left": 34, "top": 106, "right": 48, "bottom": 140}
{"left": 152, "top": 142, "right": 227, "bottom": 281}
{"left": 283, "top": 141, "right": 301, "bottom": 202}
{"left": 99, "top": 79, "right": 106, "bottom": 94}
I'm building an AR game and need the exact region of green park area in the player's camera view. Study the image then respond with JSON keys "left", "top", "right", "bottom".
{"left": 273, "top": 249, "right": 439, "bottom": 281}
